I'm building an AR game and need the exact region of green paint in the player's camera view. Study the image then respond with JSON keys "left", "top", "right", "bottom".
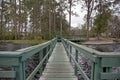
{"left": 0, "top": 37, "right": 120, "bottom": 80}
{"left": 39, "top": 50, "right": 43, "bottom": 76}
{"left": 75, "top": 49, "right": 78, "bottom": 76}
{"left": 0, "top": 38, "right": 57, "bottom": 80}
{"left": 62, "top": 38, "right": 120, "bottom": 80}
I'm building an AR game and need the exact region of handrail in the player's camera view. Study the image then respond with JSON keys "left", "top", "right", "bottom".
{"left": 64, "top": 44, "right": 89, "bottom": 80}
{"left": 0, "top": 38, "right": 57, "bottom": 80}
{"left": 63, "top": 39, "right": 98, "bottom": 62}
{"left": 26, "top": 46, "right": 53, "bottom": 80}
{"left": 62, "top": 38, "right": 120, "bottom": 80}
{"left": 0, "top": 38, "right": 56, "bottom": 58}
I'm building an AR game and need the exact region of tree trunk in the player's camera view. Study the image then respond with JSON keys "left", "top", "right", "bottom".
{"left": 60, "top": 12, "right": 63, "bottom": 36}
{"left": 0, "top": 0, "right": 4, "bottom": 40}
{"left": 69, "top": 0, "right": 72, "bottom": 34}
{"left": 86, "top": 12, "right": 90, "bottom": 40}
{"left": 86, "top": 1, "right": 91, "bottom": 40}
{"left": 97, "top": 32, "right": 100, "bottom": 40}
{"left": 48, "top": 0, "right": 52, "bottom": 39}
{"left": 53, "top": 0, "right": 56, "bottom": 36}
{"left": 85, "top": 0, "right": 94, "bottom": 40}
{"left": 13, "top": 0, "right": 17, "bottom": 39}
{"left": 18, "top": 0, "right": 22, "bottom": 39}
{"left": 60, "top": 1, "right": 63, "bottom": 36}
{"left": 24, "top": 21, "right": 27, "bottom": 39}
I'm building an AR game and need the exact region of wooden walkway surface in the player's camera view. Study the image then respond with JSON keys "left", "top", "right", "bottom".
{"left": 39, "top": 42, "right": 77, "bottom": 80}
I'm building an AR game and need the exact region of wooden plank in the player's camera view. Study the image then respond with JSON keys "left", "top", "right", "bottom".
{"left": 42, "top": 73, "right": 75, "bottom": 78}
{"left": 46, "top": 62, "right": 73, "bottom": 69}
{"left": 102, "top": 58, "right": 120, "bottom": 67}
{"left": 0, "top": 71, "right": 16, "bottom": 78}
{"left": 44, "top": 68, "right": 74, "bottom": 73}
{"left": 0, "top": 57, "right": 19, "bottom": 66}
{"left": 40, "top": 77, "right": 77, "bottom": 80}
{"left": 45, "top": 64, "right": 73, "bottom": 69}
{"left": 46, "top": 62, "right": 72, "bottom": 66}
{"left": 101, "top": 72, "right": 120, "bottom": 79}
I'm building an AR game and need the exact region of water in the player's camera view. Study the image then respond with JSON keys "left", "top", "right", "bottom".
{"left": 84, "top": 42, "right": 120, "bottom": 52}
{"left": 0, "top": 42, "right": 31, "bottom": 51}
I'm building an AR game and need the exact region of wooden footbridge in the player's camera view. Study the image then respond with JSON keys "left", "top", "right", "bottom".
{"left": 40, "top": 43, "right": 77, "bottom": 80}
{"left": 0, "top": 37, "right": 120, "bottom": 80}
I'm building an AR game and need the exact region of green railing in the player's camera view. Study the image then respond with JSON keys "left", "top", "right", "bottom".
{"left": 62, "top": 38, "right": 120, "bottom": 80}
{"left": 0, "top": 38, "right": 57, "bottom": 80}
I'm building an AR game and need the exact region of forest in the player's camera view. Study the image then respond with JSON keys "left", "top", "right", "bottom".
{"left": 0, "top": 0, "right": 120, "bottom": 40}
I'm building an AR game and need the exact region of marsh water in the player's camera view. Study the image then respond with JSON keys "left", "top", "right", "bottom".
{"left": 1, "top": 41, "right": 120, "bottom": 53}
{"left": 0, "top": 42, "right": 31, "bottom": 51}
{"left": 84, "top": 42, "right": 120, "bottom": 52}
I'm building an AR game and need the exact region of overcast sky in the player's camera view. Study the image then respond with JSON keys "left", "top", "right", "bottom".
{"left": 66, "top": 2, "right": 86, "bottom": 28}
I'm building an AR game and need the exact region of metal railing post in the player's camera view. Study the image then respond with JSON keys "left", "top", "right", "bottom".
{"left": 94, "top": 58, "right": 101, "bottom": 80}
{"left": 67, "top": 42, "right": 69, "bottom": 56}
{"left": 75, "top": 49, "right": 78, "bottom": 76}
{"left": 13, "top": 58, "right": 25, "bottom": 80}
{"left": 46, "top": 46, "right": 49, "bottom": 63}
{"left": 50, "top": 43, "right": 52, "bottom": 55}
{"left": 91, "top": 62, "right": 95, "bottom": 80}
{"left": 39, "top": 50, "right": 43, "bottom": 76}
{"left": 70, "top": 46, "right": 72, "bottom": 62}
{"left": 48, "top": 45, "right": 50, "bottom": 58}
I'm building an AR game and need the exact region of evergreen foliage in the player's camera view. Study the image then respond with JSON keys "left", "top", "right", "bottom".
{"left": 0, "top": 0, "right": 69, "bottom": 40}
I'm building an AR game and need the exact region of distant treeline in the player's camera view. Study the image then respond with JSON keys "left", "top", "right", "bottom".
{"left": 0, "top": 0, "right": 70, "bottom": 40}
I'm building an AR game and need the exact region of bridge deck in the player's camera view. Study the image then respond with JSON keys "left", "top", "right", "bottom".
{"left": 39, "top": 42, "right": 77, "bottom": 80}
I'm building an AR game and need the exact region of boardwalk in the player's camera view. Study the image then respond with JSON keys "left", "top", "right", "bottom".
{"left": 39, "top": 42, "right": 77, "bottom": 80}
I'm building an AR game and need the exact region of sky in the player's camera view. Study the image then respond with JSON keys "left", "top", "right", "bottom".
{"left": 66, "top": 2, "right": 86, "bottom": 28}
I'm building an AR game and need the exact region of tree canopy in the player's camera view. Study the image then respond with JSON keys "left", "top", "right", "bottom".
{"left": 0, "top": 0, "right": 70, "bottom": 40}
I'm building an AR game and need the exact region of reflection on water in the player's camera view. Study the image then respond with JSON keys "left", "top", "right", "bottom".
{"left": 83, "top": 43, "right": 120, "bottom": 52}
